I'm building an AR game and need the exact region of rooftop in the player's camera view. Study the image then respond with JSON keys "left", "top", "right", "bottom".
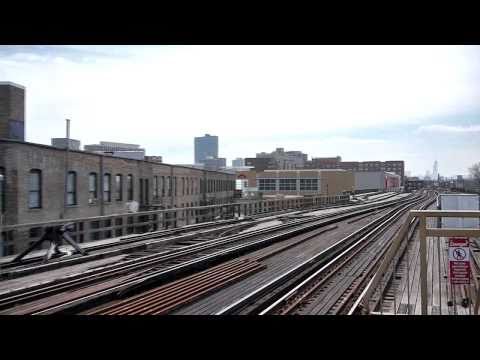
{"left": 0, "top": 81, "right": 26, "bottom": 90}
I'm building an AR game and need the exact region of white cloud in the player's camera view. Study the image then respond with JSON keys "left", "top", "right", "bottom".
{"left": 416, "top": 124, "right": 480, "bottom": 134}
{"left": 1, "top": 45, "right": 479, "bottom": 176}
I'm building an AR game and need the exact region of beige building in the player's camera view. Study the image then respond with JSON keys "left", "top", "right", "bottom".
{"left": 256, "top": 169, "right": 354, "bottom": 197}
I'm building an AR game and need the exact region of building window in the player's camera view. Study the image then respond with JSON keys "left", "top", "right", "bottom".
{"left": 28, "top": 169, "right": 42, "bottom": 209}
{"left": 182, "top": 177, "right": 185, "bottom": 196}
{"left": 258, "top": 179, "right": 276, "bottom": 191}
{"left": 161, "top": 176, "right": 165, "bottom": 197}
{"left": 153, "top": 176, "right": 159, "bottom": 199}
{"left": 0, "top": 167, "right": 5, "bottom": 214}
{"left": 279, "top": 179, "right": 297, "bottom": 191}
{"left": 174, "top": 177, "right": 177, "bottom": 196}
{"left": 89, "top": 173, "right": 98, "bottom": 204}
{"left": 115, "top": 174, "right": 123, "bottom": 201}
{"left": 168, "top": 176, "right": 172, "bottom": 196}
{"left": 127, "top": 174, "right": 133, "bottom": 201}
{"left": 104, "top": 173, "right": 111, "bottom": 202}
{"left": 300, "top": 179, "right": 318, "bottom": 191}
{"left": 144, "top": 178, "right": 149, "bottom": 205}
{"left": 66, "top": 171, "right": 77, "bottom": 205}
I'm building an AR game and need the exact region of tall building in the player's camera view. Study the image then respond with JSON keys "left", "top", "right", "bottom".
{"left": 51, "top": 138, "right": 81, "bottom": 150}
{"left": 84, "top": 141, "right": 146, "bottom": 160}
{"left": 256, "top": 147, "right": 308, "bottom": 169}
{"left": 232, "top": 158, "right": 244, "bottom": 167}
{"left": 194, "top": 134, "right": 218, "bottom": 164}
{"left": 433, "top": 160, "right": 438, "bottom": 181}
{"left": 0, "top": 82, "right": 25, "bottom": 141}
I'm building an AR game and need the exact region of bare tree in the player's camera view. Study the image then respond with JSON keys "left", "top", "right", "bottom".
{"left": 469, "top": 162, "right": 480, "bottom": 184}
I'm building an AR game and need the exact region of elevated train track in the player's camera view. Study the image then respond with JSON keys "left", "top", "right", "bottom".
{"left": 0, "top": 193, "right": 415, "bottom": 315}
{"left": 215, "top": 192, "right": 434, "bottom": 315}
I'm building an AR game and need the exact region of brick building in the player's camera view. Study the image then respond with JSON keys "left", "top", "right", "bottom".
{"left": 307, "top": 156, "right": 405, "bottom": 185}
{"left": 0, "top": 139, "right": 235, "bottom": 255}
{"left": 256, "top": 147, "right": 308, "bottom": 169}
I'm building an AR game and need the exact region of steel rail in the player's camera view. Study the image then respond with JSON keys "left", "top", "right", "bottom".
{"left": 1, "top": 195, "right": 416, "bottom": 314}
{"left": 0, "top": 195, "right": 412, "bottom": 310}
{"left": 214, "top": 194, "right": 426, "bottom": 315}
{"left": 347, "top": 193, "right": 437, "bottom": 315}
{"left": 91, "top": 260, "right": 265, "bottom": 315}
{"left": 262, "top": 196, "right": 431, "bottom": 315}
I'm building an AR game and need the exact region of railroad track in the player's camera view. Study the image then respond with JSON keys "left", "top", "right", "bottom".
{"left": 0, "top": 209, "right": 302, "bottom": 273}
{"left": 84, "top": 259, "right": 266, "bottom": 315}
{"left": 0, "top": 194, "right": 414, "bottom": 315}
{"left": 215, "top": 193, "right": 432, "bottom": 315}
{"left": 347, "top": 197, "right": 437, "bottom": 315}
{"left": 0, "top": 202, "right": 356, "bottom": 277}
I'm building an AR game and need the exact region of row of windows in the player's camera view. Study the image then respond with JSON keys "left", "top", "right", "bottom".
{"left": 300, "top": 179, "right": 318, "bottom": 191}
{"left": 23, "top": 169, "right": 234, "bottom": 209}
{"left": 279, "top": 179, "right": 296, "bottom": 191}
{"left": 151, "top": 177, "right": 234, "bottom": 200}
{"left": 258, "top": 179, "right": 319, "bottom": 191}
{"left": 258, "top": 179, "right": 276, "bottom": 191}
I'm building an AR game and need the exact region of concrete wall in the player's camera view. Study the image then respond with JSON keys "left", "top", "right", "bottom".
{"left": 354, "top": 171, "right": 384, "bottom": 192}
{"left": 320, "top": 170, "right": 354, "bottom": 195}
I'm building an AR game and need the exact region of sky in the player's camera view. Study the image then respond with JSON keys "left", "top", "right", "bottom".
{"left": 1, "top": 45, "right": 479, "bottom": 177}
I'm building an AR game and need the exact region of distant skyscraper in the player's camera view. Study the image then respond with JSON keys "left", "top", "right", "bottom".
{"left": 194, "top": 134, "right": 218, "bottom": 164}
{"left": 433, "top": 160, "right": 438, "bottom": 181}
{"left": 0, "top": 82, "right": 25, "bottom": 141}
{"left": 232, "top": 158, "right": 244, "bottom": 167}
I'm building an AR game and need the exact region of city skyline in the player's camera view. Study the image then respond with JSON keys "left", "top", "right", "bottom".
{"left": 1, "top": 45, "right": 479, "bottom": 176}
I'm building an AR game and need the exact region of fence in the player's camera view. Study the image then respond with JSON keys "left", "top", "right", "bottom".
{"left": 1, "top": 194, "right": 350, "bottom": 257}
{"left": 357, "top": 209, "right": 480, "bottom": 315}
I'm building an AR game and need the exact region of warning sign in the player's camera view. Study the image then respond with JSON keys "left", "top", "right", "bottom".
{"left": 448, "top": 237, "right": 470, "bottom": 285}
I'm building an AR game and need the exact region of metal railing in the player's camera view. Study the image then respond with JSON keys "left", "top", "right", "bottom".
{"left": 1, "top": 194, "right": 350, "bottom": 257}
{"left": 356, "top": 209, "right": 480, "bottom": 315}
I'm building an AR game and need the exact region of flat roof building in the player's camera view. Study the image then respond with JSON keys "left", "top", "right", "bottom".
{"left": 256, "top": 147, "right": 308, "bottom": 169}
{"left": 256, "top": 169, "right": 354, "bottom": 197}
{"left": 354, "top": 171, "right": 401, "bottom": 193}
{"left": 194, "top": 134, "right": 218, "bottom": 164}
{"left": 51, "top": 138, "right": 81, "bottom": 150}
{"left": 84, "top": 141, "right": 146, "bottom": 160}
{"left": 0, "top": 138, "right": 236, "bottom": 255}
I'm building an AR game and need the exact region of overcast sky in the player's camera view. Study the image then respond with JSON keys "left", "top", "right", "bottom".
{"left": 1, "top": 45, "right": 479, "bottom": 177}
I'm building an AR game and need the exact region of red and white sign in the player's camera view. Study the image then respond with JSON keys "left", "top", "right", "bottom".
{"left": 448, "top": 237, "right": 470, "bottom": 285}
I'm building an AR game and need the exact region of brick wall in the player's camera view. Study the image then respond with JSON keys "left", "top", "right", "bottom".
{"left": 0, "top": 139, "right": 235, "bottom": 226}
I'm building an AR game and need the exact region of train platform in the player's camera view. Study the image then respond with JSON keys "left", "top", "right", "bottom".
{"left": 377, "top": 214, "right": 480, "bottom": 315}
